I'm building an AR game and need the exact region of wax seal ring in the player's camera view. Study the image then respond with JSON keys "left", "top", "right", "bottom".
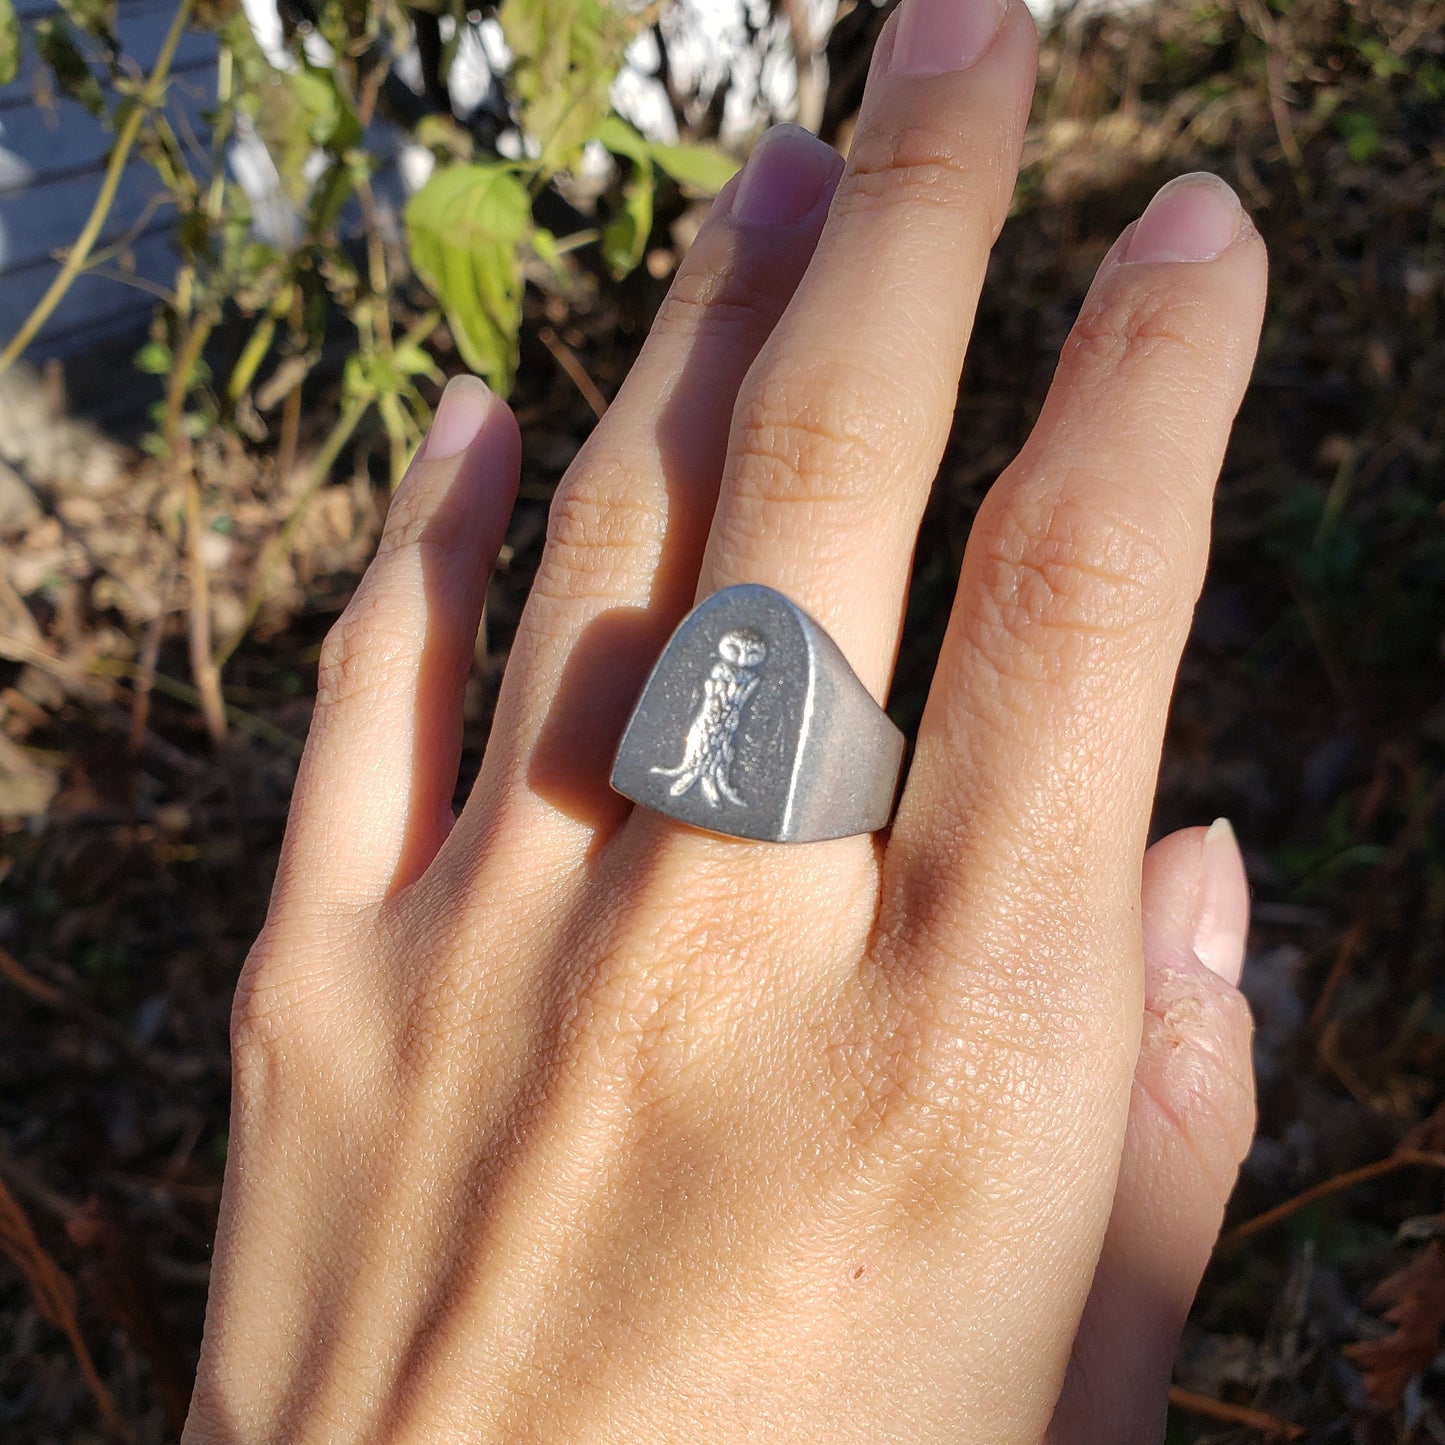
{"left": 610, "top": 584, "right": 906, "bottom": 843}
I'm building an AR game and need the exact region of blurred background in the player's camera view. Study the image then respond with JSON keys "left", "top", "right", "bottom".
{"left": 0, "top": 0, "right": 1441, "bottom": 1439}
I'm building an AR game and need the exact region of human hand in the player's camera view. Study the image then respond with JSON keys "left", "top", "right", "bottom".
{"left": 184, "top": 0, "right": 1266, "bottom": 1438}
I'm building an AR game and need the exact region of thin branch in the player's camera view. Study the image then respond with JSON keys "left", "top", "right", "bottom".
{"left": 89, "top": 657, "right": 305, "bottom": 755}
{"left": 539, "top": 325, "right": 607, "bottom": 419}
{"left": 168, "top": 316, "right": 228, "bottom": 746}
{"left": 1168, "top": 1385, "right": 1303, "bottom": 1439}
{"left": 0, "top": 0, "right": 195, "bottom": 375}
{"left": 214, "top": 310, "right": 435, "bottom": 669}
{"left": 0, "top": 1173, "right": 130, "bottom": 1440}
{"left": 70, "top": 266, "right": 177, "bottom": 305}
{"left": 81, "top": 189, "right": 177, "bottom": 272}
{"left": 1218, "top": 1150, "right": 1445, "bottom": 1252}
{"left": 212, "top": 393, "right": 371, "bottom": 669}
{"left": 779, "top": 0, "right": 825, "bottom": 133}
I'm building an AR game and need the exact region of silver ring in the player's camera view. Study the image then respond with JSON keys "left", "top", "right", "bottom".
{"left": 610, "top": 584, "right": 906, "bottom": 843}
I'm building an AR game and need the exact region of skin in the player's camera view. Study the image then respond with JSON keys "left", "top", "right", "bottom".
{"left": 184, "top": 2, "right": 1266, "bottom": 1439}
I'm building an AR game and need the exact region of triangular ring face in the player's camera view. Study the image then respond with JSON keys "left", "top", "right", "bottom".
{"left": 610, "top": 585, "right": 813, "bottom": 841}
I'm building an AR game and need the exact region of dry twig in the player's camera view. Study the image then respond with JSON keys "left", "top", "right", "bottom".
{"left": 0, "top": 1174, "right": 129, "bottom": 1440}
{"left": 1218, "top": 1150, "right": 1445, "bottom": 1252}
{"left": 1168, "top": 1385, "right": 1303, "bottom": 1439}
{"left": 539, "top": 326, "right": 609, "bottom": 419}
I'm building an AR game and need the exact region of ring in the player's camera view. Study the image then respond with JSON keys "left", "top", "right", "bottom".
{"left": 610, "top": 584, "right": 907, "bottom": 843}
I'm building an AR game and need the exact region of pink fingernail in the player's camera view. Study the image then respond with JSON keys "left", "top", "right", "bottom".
{"left": 890, "top": 0, "right": 1008, "bottom": 75}
{"left": 424, "top": 375, "right": 495, "bottom": 460}
{"left": 731, "top": 124, "right": 841, "bottom": 227}
{"left": 1124, "top": 173, "right": 1242, "bottom": 264}
{"left": 1192, "top": 818, "right": 1249, "bottom": 986}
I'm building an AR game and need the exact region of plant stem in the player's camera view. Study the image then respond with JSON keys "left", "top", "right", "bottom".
{"left": 0, "top": 0, "right": 195, "bottom": 375}
{"left": 213, "top": 393, "right": 371, "bottom": 670}
{"left": 216, "top": 308, "right": 436, "bottom": 669}
{"left": 166, "top": 314, "right": 227, "bottom": 746}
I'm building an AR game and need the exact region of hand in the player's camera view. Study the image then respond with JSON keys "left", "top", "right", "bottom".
{"left": 184, "top": 0, "right": 1266, "bottom": 1437}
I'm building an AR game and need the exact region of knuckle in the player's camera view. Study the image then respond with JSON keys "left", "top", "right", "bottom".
{"left": 1138, "top": 973, "right": 1257, "bottom": 1201}
{"left": 573, "top": 935, "right": 722, "bottom": 1093}
{"left": 378, "top": 478, "right": 444, "bottom": 558}
{"left": 843, "top": 953, "right": 1132, "bottom": 1202}
{"left": 840, "top": 942, "right": 1136, "bottom": 1176}
{"left": 1063, "top": 283, "right": 1215, "bottom": 388}
{"left": 841, "top": 118, "right": 996, "bottom": 234}
{"left": 653, "top": 242, "right": 782, "bottom": 349}
{"left": 729, "top": 360, "right": 903, "bottom": 521}
{"left": 315, "top": 585, "right": 414, "bottom": 710}
{"left": 230, "top": 924, "right": 376, "bottom": 1109}
{"left": 535, "top": 467, "right": 663, "bottom": 602}
{"left": 965, "top": 474, "right": 1186, "bottom": 681}
{"left": 229, "top": 941, "right": 311, "bottom": 1096}
{"left": 550, "top": 877, "right": 773, "bottom": 1115}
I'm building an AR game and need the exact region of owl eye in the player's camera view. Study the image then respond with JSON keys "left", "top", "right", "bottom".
{"left": 718, "top": 631, "right": 766, "bottom": 666}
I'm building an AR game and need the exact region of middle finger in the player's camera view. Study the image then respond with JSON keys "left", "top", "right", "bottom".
{"left": 692, "top": 0, "right": 1037, "bottom": 701}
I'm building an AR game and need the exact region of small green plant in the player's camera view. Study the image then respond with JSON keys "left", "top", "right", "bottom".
{"left": 0, "top": 0, "right": 736, "bottom": 738}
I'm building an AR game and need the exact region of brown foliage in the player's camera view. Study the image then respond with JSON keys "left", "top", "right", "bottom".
{"left": 1345, "top": 1243, "right": 1445, "bottom": 1412}
{"left": 0, "top": 1174, "right": 127, "bottom": 1437}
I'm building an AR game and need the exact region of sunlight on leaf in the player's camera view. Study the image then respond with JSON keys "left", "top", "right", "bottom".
{"left": 405, "top": 163, "right": 531, "bottom": 393}
{"left": 500, "top": 0, "right": 637, "bottom": 177}
{"left": 648, "top": 140, "right": 740, "bottom": 193}
{"left": 602, "top": 150, "right": 653, "bottom": 279}
{"left": 0, "top": 0, "right": 20, "bottom": 85}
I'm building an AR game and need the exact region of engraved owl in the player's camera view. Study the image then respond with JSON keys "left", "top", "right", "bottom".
{"left": 651, "top": 630, "right": 768, "bottom": 807}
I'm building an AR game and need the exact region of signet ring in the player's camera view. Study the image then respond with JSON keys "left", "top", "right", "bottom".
{"left": 609, "top": 584, "right": 907, "bottom": 843}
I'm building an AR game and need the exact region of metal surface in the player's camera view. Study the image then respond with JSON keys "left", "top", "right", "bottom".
{"left": 610, "top": 584, "right": 907, "bottom": 843}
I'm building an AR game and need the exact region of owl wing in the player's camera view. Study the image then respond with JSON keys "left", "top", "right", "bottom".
{"left": 653, "top": 672, "right": 729, "bottom": 790}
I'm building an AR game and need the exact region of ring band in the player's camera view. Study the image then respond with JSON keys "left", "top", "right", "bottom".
{"left": 610, "top": 584, "right": 906, "bottom": 843}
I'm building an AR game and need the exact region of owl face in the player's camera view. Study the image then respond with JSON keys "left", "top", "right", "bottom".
{"left": 718, "top": 631, "right": 767, "bottom": 668}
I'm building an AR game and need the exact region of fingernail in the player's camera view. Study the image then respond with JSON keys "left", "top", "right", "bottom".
{"left": 424, "top": 375, "right": 494, "bottom": 460}
{"left": 890, "top": 0, "right": 1008, "bottom": 76}
{"left": 731, "top": 124, "right": 841, "bottom": 227}
{"left": 1124, "top": 173, "right": 1242, "bottom": 264}
{"left": 1192, "top": 818, "right": 1249, "bottom": 986}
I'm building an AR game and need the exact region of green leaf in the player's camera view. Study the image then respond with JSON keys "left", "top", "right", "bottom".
{"left": 1415, "top": 62, "right": 1445, "bottom": 101}
{"left": 597, "top": 113, "right": 740, "bottom": 197}
{"left": 223, "top": 14, "right": 311, "bottom": 199}
{"left": 414, "top": 112, "right": 474, "bottom": 163}
{"left": 1335, "top": 110, "right": 1380, "bottom": 164}
{"left": 392, "top": 343, "right": 443, "bottom": 384}
{"left": 34, "top": 17, "right": 105, "bottom": 119}
{"left": 647, "top": 140, "right": 740, "bottom": 194}
{"left": 528, "top": 224, "right": 572, "bottom": 284}
{"left": 0, "top": 0, "right": 20, "bottom": 86}
{"left": 134, "top": 340, "right": 173, "bottom": 375}
{"left": 405, "top": 162, "right": 531, "bottom": 394}
{"left": 288, "top": 65, "right": 362, "bottom": 151}
{"left": 602, "top": 150, "right": 653, "bottom": 278}
{"left": 1355, "top": 36, "right": 1406, "bottom": 81}
{"left": 499, "top": 0, "right": 636, "bottom": 177}
{"left": 595, "top": 113, "right": 650, "bottom": 163}
{"left": 306, "top": 149, "right": 369, "bottom": 236}
{"left": 57, "top": 0, "right": 115, "bottom": 45}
